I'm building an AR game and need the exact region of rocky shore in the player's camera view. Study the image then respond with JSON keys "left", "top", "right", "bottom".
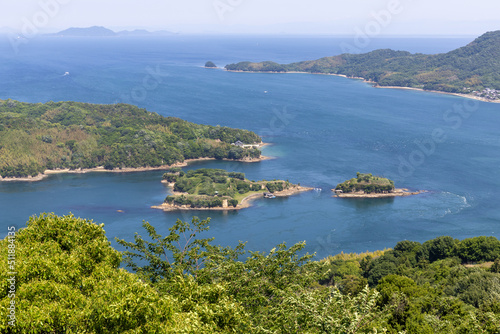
{"left": 333, "top": 188, "right": 423, "bottom": 198}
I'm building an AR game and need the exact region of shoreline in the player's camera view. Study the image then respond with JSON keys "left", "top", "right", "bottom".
{"left": 373, "top": 85, "right": 500, "bottom": 104}
{"left": 333, "top": 188, "right": 424, "bottom": 198}
{"left": 0, "top": 151, "right": 272, "bottom": 182}
{"left": 153, "top": 185, "right": 313, "bottom": 212}
{"left": 225, "top": 69, "right": 499, "bottom": 104}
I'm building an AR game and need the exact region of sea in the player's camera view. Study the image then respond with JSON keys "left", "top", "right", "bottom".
{"left": 1, "top": 34, "right": 499, "bottom": 259}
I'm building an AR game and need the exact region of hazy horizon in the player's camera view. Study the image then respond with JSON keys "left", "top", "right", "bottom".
{"left": 0, "top": 0, "right": 499, "bottom": 36}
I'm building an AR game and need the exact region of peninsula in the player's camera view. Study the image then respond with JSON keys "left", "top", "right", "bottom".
{"left": 0, "top": 100, "right": 263, "bottom": 181}
{"left": 225, "top": 30, "right": 500, "bottom": 102}
{"left": 333, "top": 173, "right": 421, "bottom": 198}
{"left": 153, "top": 168, "right": 312, "bottom": 211}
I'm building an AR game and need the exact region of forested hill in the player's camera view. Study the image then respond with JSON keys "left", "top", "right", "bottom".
{"left": 225, "top": 30, "right": 500, "bottom": 99}
{"left": 0, "top": 100, "right": 262, "bottom": 178}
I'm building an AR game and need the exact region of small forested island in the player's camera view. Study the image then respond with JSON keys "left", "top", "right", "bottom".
{"left": 153, "top": 168, "right": 312, "bottom": 211}
{"left": 0, "top": 100, "right": 263, "bottom": 181}
{"left": 333, "top": 172, "right": 421, "bottom": 198}
{"left": 225, "top": 30, "right": 500, "bottom": 102}
{"left": 204, "top": 61, "right": 217, "bottom": 68}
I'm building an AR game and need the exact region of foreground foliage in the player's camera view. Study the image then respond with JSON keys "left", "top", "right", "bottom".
{"left": 1, "top": 214, "right": 500, "bottom": 333}
{"left": 0, "top": 100, "right": 261, "bottom": 178}
{"left": 0, "top": 214, "right": 175, "bottom": 333}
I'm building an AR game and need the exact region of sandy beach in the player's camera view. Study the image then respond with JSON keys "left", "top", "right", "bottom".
{"left": 0, "top": 156, "right": 274, "bottom": 182}
{"left": 374, "top": 85, "right": 500, "bottom": 104}
{"left": 0, "top": 163, "right": 196, "bottom": 183}
{"left": 0, "top": 149, "right": 271, "bottom": 182}
{"left": 0, "top": 174, "right": 49, "bottom": 182}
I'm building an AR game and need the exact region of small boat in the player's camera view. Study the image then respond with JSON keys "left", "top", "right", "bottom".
{"left": 263, "top": 192, "right": 276, "bottom": 199}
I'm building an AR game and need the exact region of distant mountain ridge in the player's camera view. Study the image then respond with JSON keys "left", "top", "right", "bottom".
{"left": 50, "top": 26, "right": 176, "bottom": 37}
{"left": 225, "top": 30, "right": 500, "bottom": 100}
{"left": 53, "top": 26, "right": 116, "bottom": 37}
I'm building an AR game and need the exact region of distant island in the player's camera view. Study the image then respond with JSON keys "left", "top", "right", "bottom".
{"left": 204, "top": 61, "right": 217, "bottom": 68}
{"left": 333, "top": 173, "right": 421, "bottom": 198}
{"left": 153, "top": 168, "right": 312, "bottom": 211}
{"left": 225, "top": 30, "right": 500, "bottom": 102}
{"left": 49, "top": 26, "right": 176, "bottom": 37}
{"left": 0, "top": 100, "right": 263, "bottom": 181}
{"left": 53, "top": 26, "right": 116, "bottom": 37}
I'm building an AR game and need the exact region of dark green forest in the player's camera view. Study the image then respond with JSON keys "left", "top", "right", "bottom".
{"left": 0, "top": 100, "right": 261, "bottom": 178}
{"left": 225, "top": 30, "right": 500, "bottom": 98}
{"left": 2, "top": 213, "right": 499, "bottom": 333}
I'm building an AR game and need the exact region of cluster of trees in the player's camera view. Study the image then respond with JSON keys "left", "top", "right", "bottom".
{"left": 266, "top": 181, "right": 291, "bottom": 193}
{"left": 225, "top": 145, "right": 260, "bottom": 160}
{"left": 227, "top": 171, "right": 245, "bottom": 180}
{"left": 225, "top": 30, "right": 500, "bottom": 95}
{"left": 161, "top": 167, "right": 186, "bottom": 183}
{"left": 336, "top": 173, "right": 395, "bottom": 194}
{"left": 320, "top": 235, "right": 500, "bottom": 332}
{"left": 0, "top": 162, "right": 45, "bottom": 178}
{"left": 2, "top": 214, "right": 500, "bottom": 333}
{"left": 0, "top": 100, "right": 262, "bottom": 178}
{"left": 235, "top": 181, "right": 262, "bottom": 194}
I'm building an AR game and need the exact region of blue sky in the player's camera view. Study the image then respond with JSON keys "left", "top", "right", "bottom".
{"left": 1, "top": 0, "right": 499, "bottom": 35}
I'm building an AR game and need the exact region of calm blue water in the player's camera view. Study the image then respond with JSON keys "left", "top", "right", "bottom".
{"left": 1, "top": 35, "right": 499, "bottom": 258}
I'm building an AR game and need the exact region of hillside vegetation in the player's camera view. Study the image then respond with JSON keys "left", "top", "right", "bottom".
{"left": 2, "top": 214, "right": 500, "bottom": 333}
{"left": 0, "top": 100, "right": 261, "bottom": 178}
{"left": 225, "top": 30, "right": 500, "bottom": 99}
